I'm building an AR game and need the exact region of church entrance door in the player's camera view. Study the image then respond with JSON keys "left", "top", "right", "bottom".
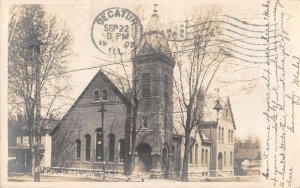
{"left": 136, "top": 143, "right": 152, "bottom": 172}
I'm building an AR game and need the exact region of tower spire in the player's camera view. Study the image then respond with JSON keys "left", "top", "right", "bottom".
{"left": 153, "top": 4, "right": 158, "bottom": 15}
{"left": 135, "top": 4, "right": 174, "bottom": 61}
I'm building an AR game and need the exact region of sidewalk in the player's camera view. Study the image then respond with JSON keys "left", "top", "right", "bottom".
{"left": 8, "top": 174, "right": 260, "bottom": 182}
{"left": 8, "top": 174, "right": 122, "bottom": 182}
{"left": 188, "top": 175, "right": 260, "bottom": 182}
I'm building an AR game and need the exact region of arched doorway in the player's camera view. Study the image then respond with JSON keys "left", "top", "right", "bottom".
{"left": 136, "top": 143, "right": 152, "bottom": 172}
{"left": 161, "top": 146, "right": 168, "bottom": 168}
{"left": 218, "top": 152, "right": 223, "bottom": 170}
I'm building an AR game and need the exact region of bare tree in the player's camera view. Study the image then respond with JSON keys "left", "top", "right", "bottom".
{"left": 170, "top": 6, "right": 231, "bottom": 181}
{"left": 8, "top": 5, "right": 72, "bottom": 181}
{"left": 96, "top": 5, "right": 232, "bottom": 180}
{"left": 97, "top": 6, "right": 162, "bottom": 176}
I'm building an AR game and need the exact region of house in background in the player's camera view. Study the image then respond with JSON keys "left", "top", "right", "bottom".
{"left": 234, "top": 137, "right": 261, "bottom": 176}
{"left": 241, "top": 159, "right": 260, "bottom": 176}
{"left": 8, "top": 115, "right": 57, "bottom": 174}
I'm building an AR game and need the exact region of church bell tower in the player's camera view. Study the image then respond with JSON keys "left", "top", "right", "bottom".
{"left": 132, "top": 5, "right": 175, "bottom": 174}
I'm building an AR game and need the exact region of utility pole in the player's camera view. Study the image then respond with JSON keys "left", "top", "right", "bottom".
{"left": 98, "top": 102, "right": 106, "bottom": 180}
{"left": 209, "top": 125, "right": 212, "bottom": 176}
{"left": 30, "top": 39, "right": 43, "bottom": 182}
{"left": 213, "top": 89, "right": 223, "bottom": 176}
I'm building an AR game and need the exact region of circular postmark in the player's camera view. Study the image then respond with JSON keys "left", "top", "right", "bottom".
{"left": 91, "top": 7, "right": 143, "bottom": 56}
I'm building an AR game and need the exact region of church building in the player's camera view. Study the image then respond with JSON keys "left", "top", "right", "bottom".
{"left": 51, "top": 8, "right": 235, "bottom": 177}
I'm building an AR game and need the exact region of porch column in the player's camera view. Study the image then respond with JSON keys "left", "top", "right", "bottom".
{"left": 44, "top": 133, "right": 52, "bottom": 167}
{"left": 151, "top": 152, "right": 161, "bottom": 174}
{"left": 131, "top": 151, "right": 139, "bottom": 177}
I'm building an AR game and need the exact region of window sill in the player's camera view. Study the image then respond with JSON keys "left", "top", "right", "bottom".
{"left": 82, "top": 161, "right": 91, "bottom": 164}
{"left": 93, "top": 161, "right": 104, "bottom": 164}
{"left": 93, "top": 161, "right": 115, "bottom": 164}
{"left": 189, "top": 164, "right": 199, "bottom": 167}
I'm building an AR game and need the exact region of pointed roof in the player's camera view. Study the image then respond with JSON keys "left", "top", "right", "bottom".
{"left": 199, "top": 96, "right": 236, "bottom": 130}
{"left": 51, "top": 70, "right": 129, "bottom": 135}
{"left": 136, "top": 6, "right": 173, "bottom": 61}
{"left": 226, "top": 97, "right": 236, "bottom": 130}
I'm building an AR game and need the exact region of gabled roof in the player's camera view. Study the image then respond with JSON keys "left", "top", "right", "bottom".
{"left": 201, "top": 96, "right": 236, "bottom": 130}
{"left": 173, "top": 115, "right": 185, "bottom": 136}
{"left": 173, "top": 116, "right": 212, "bottom": 144}
{"left": 173, "top": 94, "right": 236, "bottom": 136}
{"left": 51, "top": 70, "right": 128, "bottom": 135}
{"left": 226, "top": 97, "right": 236, "bottom": 130}
{"left": 199, "top": 130, "right": 212, "bottom": 144}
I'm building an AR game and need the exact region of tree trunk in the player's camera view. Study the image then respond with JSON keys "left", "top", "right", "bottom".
{"left": 181, "top": 105, "right": 192, "bottom": 182}
{"left": 130, "top": 107, "right": 138, "bottom": 175}
{"left": 28, "top": 117, "right": 35, "bottom": 176}
{"left": 34, "top": 43, "right": 41, "bottom": 182}
{"left": 31, "top": 148, "right": 35, "bottom": 176}
{"left": 124, "top": 106, "right": 131, "bottom": 175}
{"left": 181, "top": 130, "right": 191, "bottom": 182}
{"left": 33, "top": 141, "right": 41, "bottom": 182}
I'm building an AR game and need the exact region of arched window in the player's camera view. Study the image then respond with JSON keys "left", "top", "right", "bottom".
{"left": 94, "top": 90, "right": 100, "bottom": 101}
{"left": 224, "top": 152, "right": 226, "bottom": 166}
{"left": 119, "top": 139, "right": 125, "bottom": 162}
{"left": 76, "top": 139, "right": 81, "bottom": 160}
{"left": 222, "top": 128, "right": 224, "bottom": 143}
{"left": 164, "top": 75, "right": 169, "bottom": 99}
{"left": 171, "top": 145, "right": 176, "bottom": 163}
{"left": 108, "top": 134, "right": 115, "bottom": 162}
{"left": 102, "top": 90, "right": 108, "bottom": 101}
{"left": 201, "top": 149, "right": 204, "bottom": 165}
{"left": 162, "top": 147, "right": 168, "bottom": 167}
{"left": 95, "top": 128, "right": 103, "bottom": 161}
{"left": 230, "top": 151, "right": 233, "bottom": 166}
{"left": 195, "top": 144, "right": 198, "bottom": 164}
{"left": 142, "top": 115, "right": 148, "bottom": 128}
{"left": 231, "top": 131, "right": 234, "bottom": 143}
{"left": 218, "top": 127, "right": 221, "bottom": 141}
{"left": 205, "top": 149, "right": 208, "bottom": 164}
{"left": 85, "top": 134, "right": 91, "bottom": 161}
{"left": 228, "top": 130, "right": 230, "bottom": 143}
{"left": 141, "top": 73, "right": 151, "bottom": 97}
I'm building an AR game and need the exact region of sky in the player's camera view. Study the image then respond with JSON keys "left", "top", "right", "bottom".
{"left": 40, "top": 0, "right": 299, "bottom": 139}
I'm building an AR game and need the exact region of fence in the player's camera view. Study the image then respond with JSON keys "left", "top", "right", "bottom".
{"left": 41, "top": 166, "right": 128, "bottom": 180}
{"left": 40, "top": 166, "right": 233, "bottom": 180}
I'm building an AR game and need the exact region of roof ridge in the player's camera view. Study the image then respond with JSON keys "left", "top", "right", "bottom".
{"left": 51, "top": 69, "right": 128, "bottom": 135}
